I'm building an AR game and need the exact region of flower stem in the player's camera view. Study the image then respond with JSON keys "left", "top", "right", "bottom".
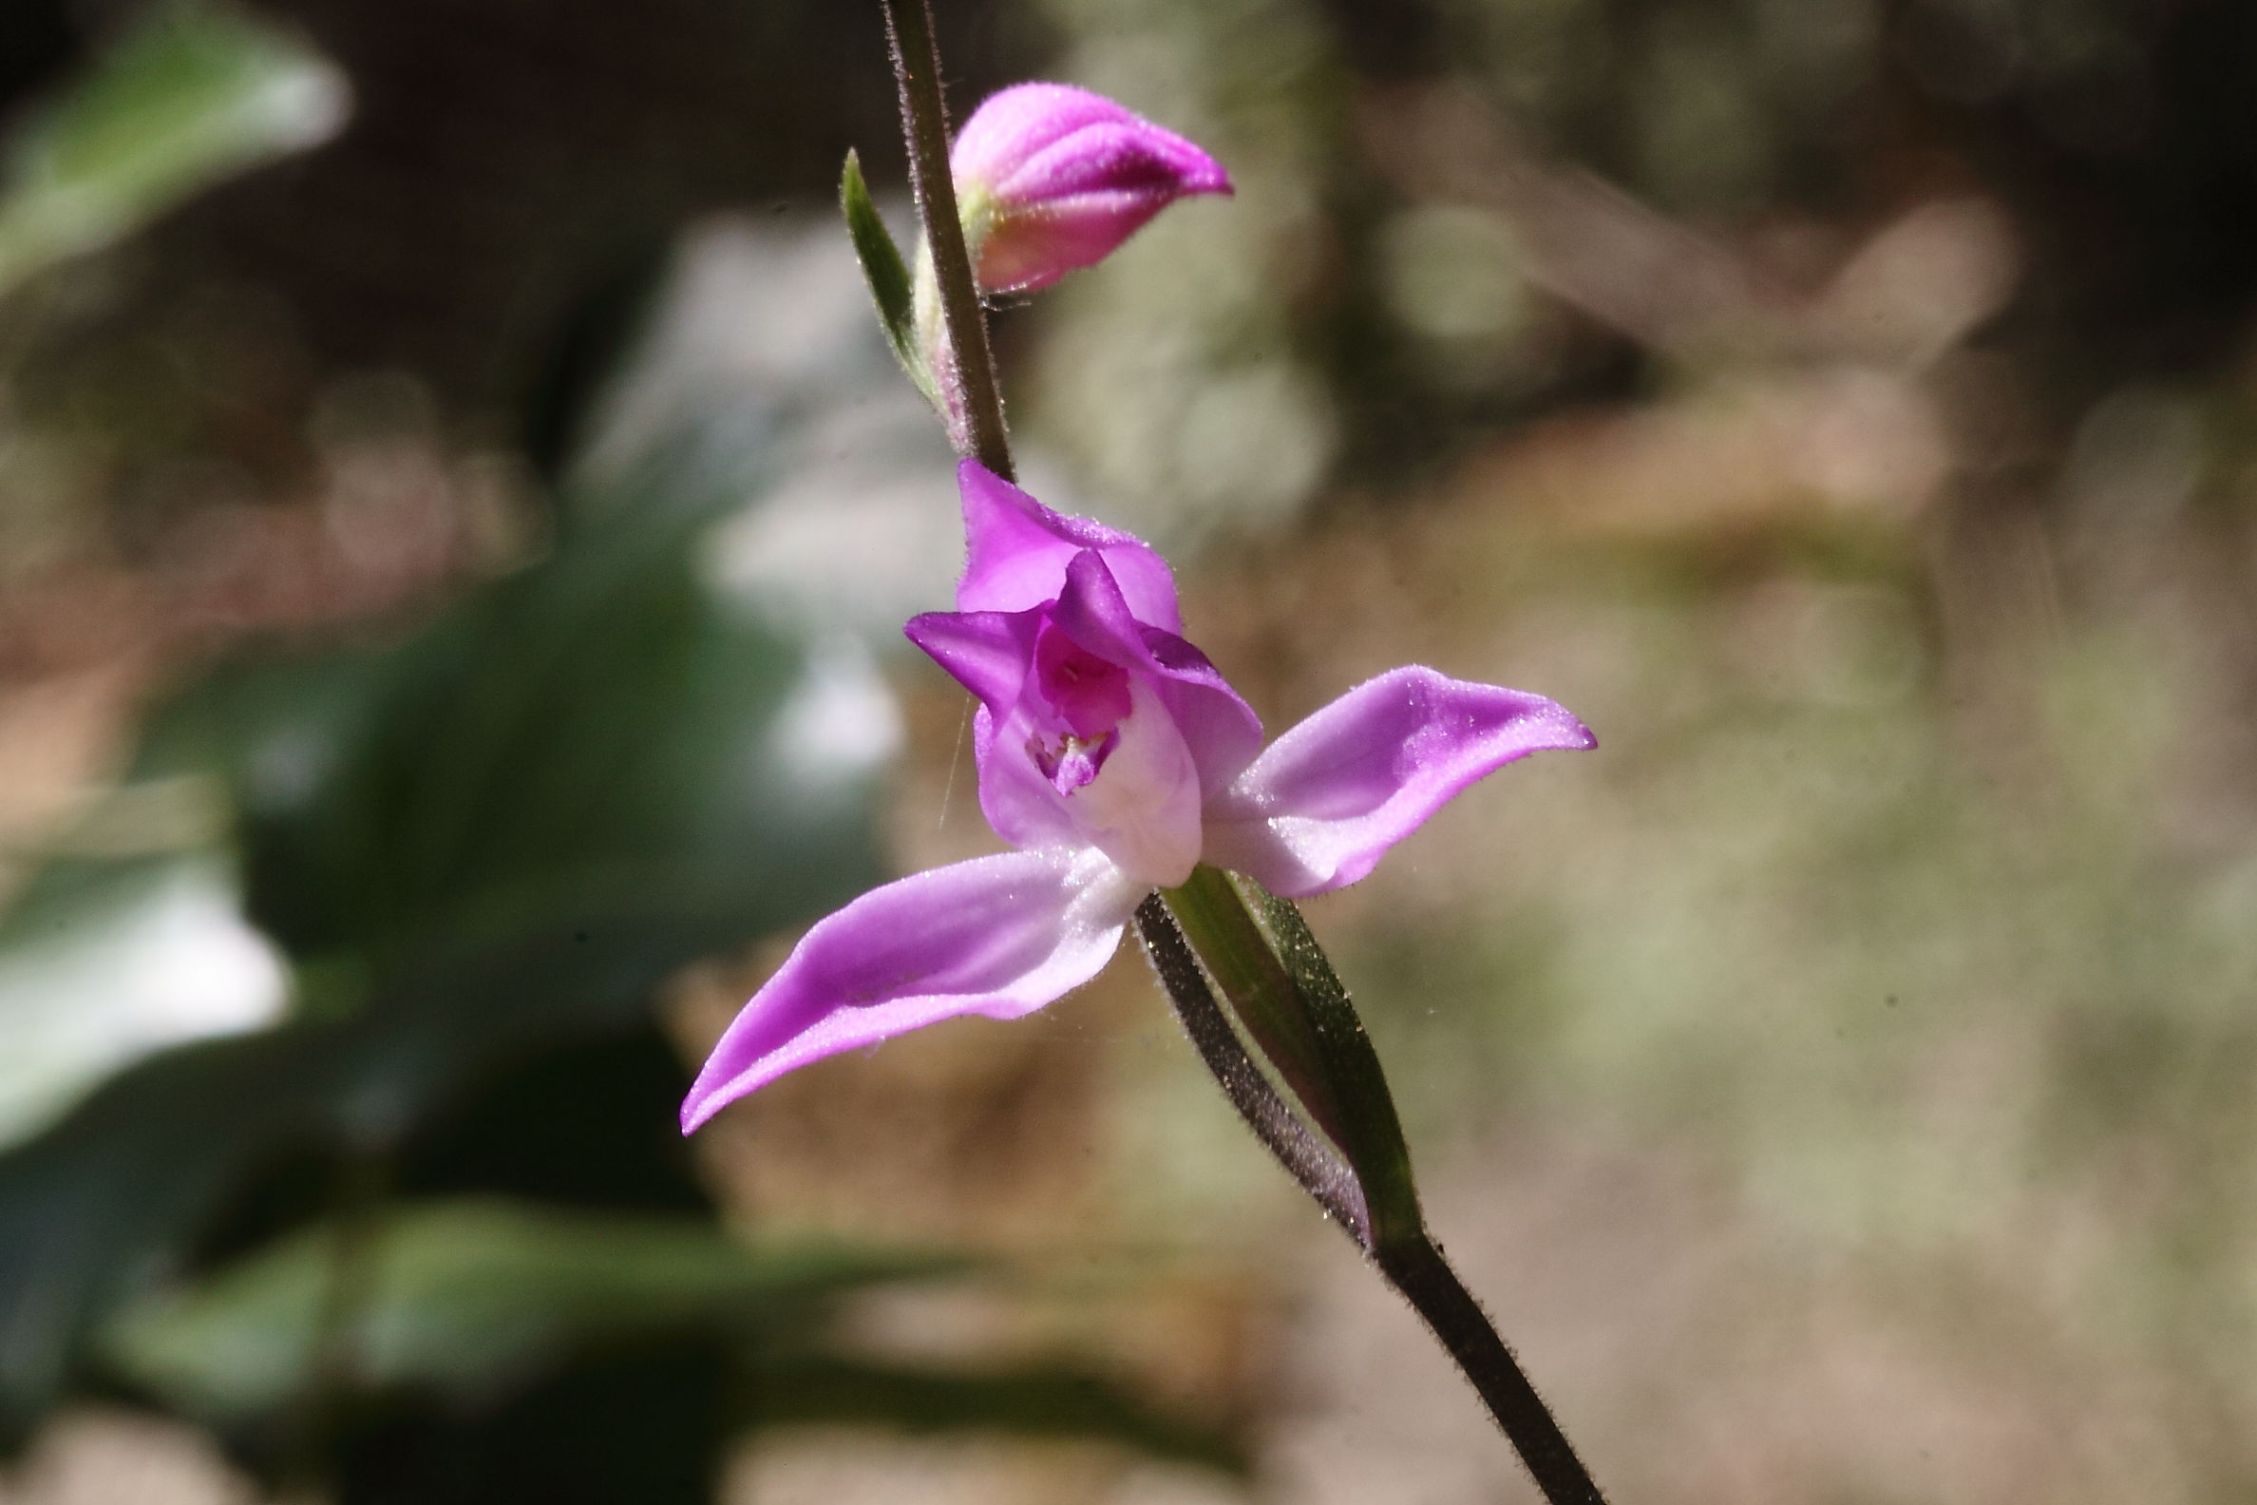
{"left": 1158, "top": 867, "right": 1352, "bottom": 1152}
{"left": 1377, "top": 1233, "right": 1609, "bottom": 1505}
{"left": 880, "top": 12, "right": 1606, "bottom": 1498}
{"left": 1133, "top": 894, "right": 1369, "bottom": 1243}
{"left": 1159, "top": 871, "right": 1610, "bottom": 1505}
{"left": 879, "top": 0, "right": 1014, "bottom": 482}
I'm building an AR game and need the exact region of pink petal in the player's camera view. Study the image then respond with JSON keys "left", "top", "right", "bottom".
{"left": 951, "top": 84, "right": 1137, "bottom": 198}
{"left": 1138, "top": 626, "right": 1266, "bottom": 798}
{"left": 904, "top": 606, "right": 1038, "bottom": 715}
{"left": 680, "top": 847, "right": 1139, "bottom": 1130}
{"left": 957, "top": 462, "right": 1181, "bottom": 632}
{"left": 977, "top": 187, "right": 1218, "bottom": 295}
{"left": 951, "top": 86, "right": 1232, "bottom": 294}
{"left": 1000, "top": 124, "right": 1231, "bottom": 207}
{"left": 1201, "top": 667, "right": 1595, "bottom": 897}
{"left": 903, "top": 608, "right": 1079, "bottom": 851}
{"left": 970, "top": 701, "right": 1086, "bottom": 850}
{"left": 1056, "top": 674, "right": 1203, "bottom": 887}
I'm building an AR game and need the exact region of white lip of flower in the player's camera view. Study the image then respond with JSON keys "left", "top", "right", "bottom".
{"left": 1042, "top": 678, "right": 1203, "bottom": 889}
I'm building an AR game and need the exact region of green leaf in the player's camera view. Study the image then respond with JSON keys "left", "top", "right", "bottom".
{"left": 0, "top": 422, "right": 894, "bottom": 1444}
{"left": 1253, "top": 882, "right": 1425, "bottom": 1247}
{"left": 99, "top": 1201, "right": 1242, "bottom": 1478}
{"left": 99, "top": 1199, "right": 966, "bottom": 1425}
{"left": 0, "top": 1, "right": 349, "bottom": 293}
{"left": 1159, "top": 868, "right": 1424, "bottom": 1247}
{"left": 0, "top": 852, "right": 282, "bottom": 1151}
{"left": 839, "top": 149, "right": 936, "bottom": 404}
{"left": 0, "top": 999, "right": 635, "bottom": 1440}
{"left": 147, "top": 430, "right": 891, "bottom": 987}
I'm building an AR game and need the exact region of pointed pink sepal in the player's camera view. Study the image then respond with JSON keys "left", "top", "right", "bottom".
{"left": 1201, "top": 667, "right": 1596, "bottom": 897}
{"left": 680, "top": 848, "right": 1141, "bottom": 1131}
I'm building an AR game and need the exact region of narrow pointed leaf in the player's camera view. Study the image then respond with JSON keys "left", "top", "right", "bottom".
{"left": 839, "top": 149, "right": 934, "bottom": 403}
{"left": 1251, "top": 883, "right": 1424, "bottom": 1246}
{"left": 1155, "top": 869, "right": 1424, "bottom": 1248}
{"left": 1158, "top": 866, "right": 1347, "bottom": 1151}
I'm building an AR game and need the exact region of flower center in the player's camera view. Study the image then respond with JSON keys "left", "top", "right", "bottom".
{"left": 1024, "top": 620, "right": 1136, "bottom": 798}
{"left": 1027, "top": 728, "right": 1119, "bottom": 794}
{"left": 1033, "top": 621, "right": 1132, "bottom": 738}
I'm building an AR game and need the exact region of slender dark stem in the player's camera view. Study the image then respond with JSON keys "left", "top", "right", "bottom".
{"left": 879, "top": 0, "right": 1014, "bottom": 481}
{"left": 1165, "top": 877, "right": 1611, "bottom": 1504}
{"left": 1134, "top": 896, "right": 1370, "bottom": 1244}
{"left": 876, "top": 14, "right": 1605, "bottom": 1500}
{"left": 1378, "top": 1235, "right": 1609, "bottom": 1504}
{"left": 1144, "top": 886, "right": 1608, "bottom": 1502}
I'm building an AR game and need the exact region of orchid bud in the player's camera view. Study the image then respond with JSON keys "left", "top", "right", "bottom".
{"left": 949, "top": 83, "right": 1232, "bottom": 294}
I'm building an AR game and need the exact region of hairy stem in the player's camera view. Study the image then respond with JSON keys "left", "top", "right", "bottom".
{"left": 1134, "top": 894, "right": 1370, "bottom": 1243}
{"left": 879, "top": 12, "right": 1606, "bottom": 1499}
{"left": 1158, "top": 867, "right": 1350, "bottom": 1151}
{"left": 879, "top": 0, "right": 1014, "bottom": 480}
{"left": 1378, "top": 1235, "right": 1609, "bottom": 1504}
{"left": 1161, "top": 872, "right": 1611, "bottom": 1505}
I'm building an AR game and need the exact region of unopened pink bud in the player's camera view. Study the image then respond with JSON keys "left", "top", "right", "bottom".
{"left": 950, "top": 83, "right": 1232, "bottom": 294}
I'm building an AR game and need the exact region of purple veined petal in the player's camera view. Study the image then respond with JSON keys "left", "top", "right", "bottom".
{"left": 1033, "top": 616, "right": 1134, "bottom": 737}
{"left": 1201, "top": 666, "right": 1596, "bottom": 898}
{"left": 1046, "top": 550, "right": 1264, "bottom": 796}
{"left": 905, "top": 587, "right": 1206, "bottom": 864}
{"left": 941, "top": 551, "right": 1206, "bottom": 885}
{"left": 957, "top": 461, "right": 1181, "bottom": 632}
{"left": 951, "top": 84, "right": 1231, "bottom": 295}
{"left": 982, "top": 556, "right": 1206, "bottom": 883}
{"left": 681, "top": 846, "right": 1141, "bottom": 1131}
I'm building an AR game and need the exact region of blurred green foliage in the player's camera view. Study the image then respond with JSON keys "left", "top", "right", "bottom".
{"left": 101, "top": 1201, "right": 971, "bottom": 1423}
{"left": 0, "top": 2, "right": 345, "bottom": 293}
{"left": 0, "top": 378, "right": 1239, "bottom": 1491}
{"left": 3, "top": 0, "right": 2257, "bottom": 1499}
{"left": 0, "top": 12, "right": 1243, "bottom": 1487}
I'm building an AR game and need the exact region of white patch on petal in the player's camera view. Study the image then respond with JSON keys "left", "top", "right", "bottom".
{"left": 1066, "top": 678, "right": 1202, "bottom": 888}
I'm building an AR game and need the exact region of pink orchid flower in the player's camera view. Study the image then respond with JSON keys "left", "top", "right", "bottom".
{"left": 681, "top": 463, "right": 1593, "bottom": 1131}
{"left": 950, "top": 82, "right": 1233, "bottom": 294}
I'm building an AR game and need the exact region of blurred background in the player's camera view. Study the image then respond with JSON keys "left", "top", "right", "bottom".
{"left": 2, "top": 0, "right": 2254, "bottom": 1500}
